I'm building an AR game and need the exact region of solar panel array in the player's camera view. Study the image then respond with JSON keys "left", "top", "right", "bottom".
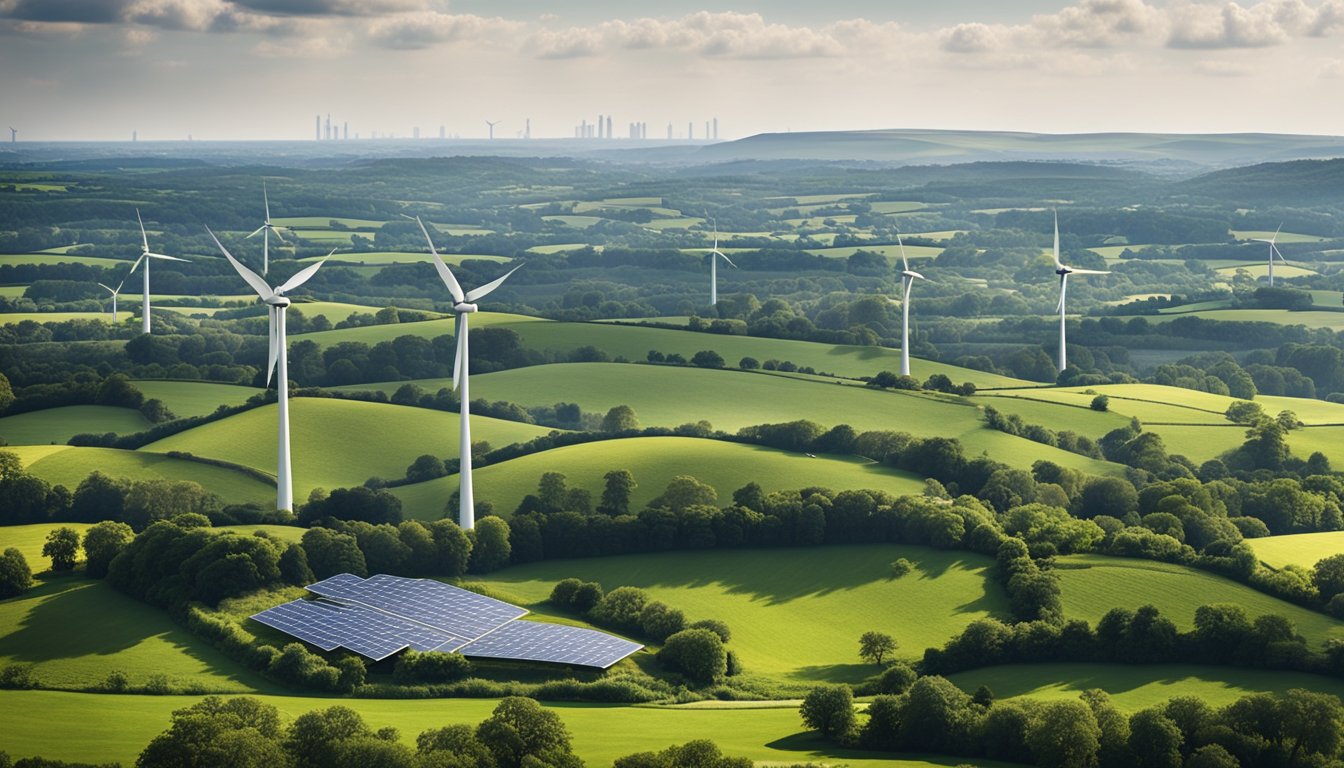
{"left": 250, "top": 573, "right": 642, "bottom": 668}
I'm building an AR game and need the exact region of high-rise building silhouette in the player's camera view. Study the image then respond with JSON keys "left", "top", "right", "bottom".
{"left": 688, "top": 122, "right": 693, "bottom": 140}
{"left": 713, "top": 117, "right": 719, "bottom": 140}
{"left": 343, "top": 122, "right": 348, "bottom": 140}
{"left": 606, "top": 116, "right": 613, "bottom": 139}
{"left": 315, "top": 115, "right": 321, "bottom": 141}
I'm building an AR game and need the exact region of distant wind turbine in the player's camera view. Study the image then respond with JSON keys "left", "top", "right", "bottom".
{"left": 96, "top": 278, "right": 126, "bottom": 323}
{"left": 406, "top": 214, "right": 521, "bottom": 530}
{"left": 245, "top": 181, "right": 289, "bottom": 275}
{"left": 7, "top": 127, "right": 14, "bottom": 143}
{"left": 485, "top": 120, "right": 500, "bottom": 140}
{"left": 705, "top": 215, "right": 736, "bottom": 306}
{"left": 896, "top": 231, "right": 925, "bottom": 377}
{"left": 130, "top": 210, "right": 188, "bottom": 335}
{"left": 208, "top": 227, "right": 334, "bottom": 513}
{"left": 1051, "top": 211, "right": 1109, "bottom": 373}
{"left": 1251, "top": 224, "right": 1288, "bottom": 286}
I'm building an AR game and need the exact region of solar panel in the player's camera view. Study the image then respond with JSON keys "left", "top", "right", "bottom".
{"left": 459, "top": 620, "right": 644, "bottom": 669}
{"left": 255, "top": 574, "right": 643, "bottom": 666}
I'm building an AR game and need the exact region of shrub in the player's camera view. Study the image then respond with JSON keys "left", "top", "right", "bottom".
{"left": 0, "top": 664, "right": 38, "bottom": 690}
{"left": 889, "top": 558, "right": 914, "bottom": 578}
{"left": 688, "top": 618, "right": 731, "bottom": 643}
{"left": 392, "top": 651, "right": 472, "bottom": 685}
{"left": 638, "top": 601, "right": 686, "bottom": 642}
{"left": 875, "top": 662, "right": 917, "bottom": 694}
{"left": 801, "top": 684, "right": 856, "bottom": 741}
{"left": 658, "top": 629, "right": 727, "bottom": 686}
{"left": 1090, "top": 394, "right": 1110, "bottom": 412}
{"left": 591, "top": 586, "right": 648, "bottom": 632}
{"left": 0, "top": 548, "right": 33, "bottom": 598}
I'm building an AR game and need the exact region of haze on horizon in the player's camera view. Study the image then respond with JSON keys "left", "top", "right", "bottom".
{"left": 1, "top": 0, "right": 1342, "bottom": 143}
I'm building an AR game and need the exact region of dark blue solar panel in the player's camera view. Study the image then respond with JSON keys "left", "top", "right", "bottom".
{"left": 306, "top": 574, "right": 526, "bottom": 639}
{"left": 459, "top": 620, "right": 643, "bottom": 668}
{"left": 250, "top": 598, "right": 466, "bottom": 661}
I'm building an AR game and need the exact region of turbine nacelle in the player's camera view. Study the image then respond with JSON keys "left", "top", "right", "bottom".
{"left": 902, "top": 270, "right": 925, "bottom": 281}
{"left": 264, "top": 295, "right": 292, "bottom": 308}
{"left": 454, "top": 302, "right": 479, "bottom": 314}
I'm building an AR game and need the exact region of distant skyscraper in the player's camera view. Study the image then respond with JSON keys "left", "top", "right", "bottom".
{"left": 606, "top": 116, "right": 613, "bottom": 139}
{"left": 343, "top": 122, "right": 348, "bottom": 140}
{"left": 413, "top": 126, "right": 420, "bottom": 139}
{"left": 325, "top": 114, "right": 331, "bottom": 141}
{"left": 439, "top": 125, "right": 445, "bottom": 139}
{"left": 315, "top": 115, "right": 321, "bottom": 141}
{"left": 525, "top": 118, "right": 531, "bottom": 139}
{"left": 688, "top": 122, "right": 693, "bottom": 140}
{"left": 667, "top": 123, "right": 673, "bottom": 140}
{"left": 132, "top": 130, "right": 137, "bottom": 142}
{"left": 713, "top": 117, "right": 719, "bottom": 140}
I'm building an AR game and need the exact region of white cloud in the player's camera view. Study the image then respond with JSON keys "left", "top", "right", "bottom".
{"left": 1322, "top": 58, "right": 1344, "bottom": 76}
{"left": 366, "top": 11, "right": 518, "bottom": 50}
{"left": 1167, "top": 2, "right": 1289, "bottom": 48}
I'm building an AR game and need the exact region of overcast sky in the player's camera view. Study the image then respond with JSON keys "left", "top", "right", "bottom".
{"left": 2, "top": 0, "right": 1342, "bottom": 142}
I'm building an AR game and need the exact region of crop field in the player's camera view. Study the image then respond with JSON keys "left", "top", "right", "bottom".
{"left": 131, "top": 380, "right": 261, "bottom": 418}
{"left": 1249, "top": 531, "right": 1344, "bottom": 569}
{"left": 1056, "top": 554, "right": 1344, "bottom": 646}
{"left": 950, "top": 663, "right": 1344, "bottom": 711}
{"left": 0, "top": 689, "right": 1009, "bottom": 768}
{"left": 0, "top": 405, "right": 153, "bottom": 445}
{"left": 480, "top": 544, "right": 1004, "bottom": 684}
{"left": 392, "top": 436, "right": 928, "bottom": 520}
{"left": 526, "top": 243, "right": 588, "bottom": 254}
{"left": 144, "top": 398, "right": 555, "bottom": 496}
{"left": 9, "top": 445, "right": 273, "bottom": 504}
{"left": 298, "top": 251, "right": 512, "bottom": 266}
{"left": 297, "top": 310, "right": 543, "bottom": 348}
{"left": 0, "top": 577, "right": 276, "bottom": 694}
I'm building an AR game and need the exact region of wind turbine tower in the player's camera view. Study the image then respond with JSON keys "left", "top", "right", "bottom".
{"left": 8, "top": 127, "right": 15, "bottom": 143}
{"left": 1050, "top": 212, "right": 1110, "bottom": 372}
{"left": 208, "top": 229, "right": 332, "bottom": 513}
{"left": 896, "top": 231, "right": 926, "bottom": 377}
{"left": 485, "top": 120, "right": 500, "bottom": 140}
{"left": 130, "top": 210, "right": 188, "bottom": 335}
{"left": 97, "top": 278, "right": 126, "bottom": 323}
{"left": 525, "top": 118, "right": 531, "bottom": 139}
{"left": 705, "top": 215, "right": 737, "bottom": 305}
{"left": 1252, "top": 225, "right": 1287, "bottom": 286}
{"left": 407, "top": 215, "right": 522, "bottom": 530}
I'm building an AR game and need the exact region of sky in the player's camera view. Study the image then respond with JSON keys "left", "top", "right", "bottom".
{"left": 1, "top": 0, "right": 1342, "bottom": 142}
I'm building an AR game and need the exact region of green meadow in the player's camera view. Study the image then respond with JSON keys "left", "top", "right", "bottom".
{"left": 806, "top": 244, "right": 944, "bottom": 261}
{"left": 1056, "top": 554, "right": 1344, "bottom": 647}
{"left": 9, "top": 445, "right": 273, "bottom": 504}
{"left": 391, "top": 436, "right": 928, "bottom": 520}
{"left": 1249, "top": 531, "right": 1344, "bottom": 569}
{"left": 0, "top": 254, "right": 130, "bottom": 268}
{"left": 0, "top": 523, "right": 94, "bottom": 569}
{"left": 0, "top": 405, "right": 153, "bottom": 445}
{"left": 143, "top": 398, "right": 555, "bottom": 496}
{"left": 1145, "top": 423, "right": 1344, "bottom": 467}
{"left": 296, "top": 311, "right": 542, "bottom": 348}
{"left": 0, "top": 312, "right": 113, "bottom": 325}
{"left": 131, "top": 380, "right": 261, "bottom": 419}
{"left": 1231, "top": 230, "right": 1328, "bottom": 243}
{"left": 298, "top": 251, "right": 511, "bottom": 266}
{"left": 270, "top": 216, "right": 388, "bottom": 229}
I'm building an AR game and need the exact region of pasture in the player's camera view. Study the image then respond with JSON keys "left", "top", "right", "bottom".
{"left": 298, "top": 251, "right": 511, "bottom": 266}
{"left": 806, "top": 244, "right": 944, "bottom": 261}
{"left": 1211, "top": 265, "right": 1320, "bottom": 280}
{"left": 0, "top": 312, "right": 112, "bottom": 325}
{"left": 1231, "top": 230, "right": 1328, "bottom": 243}
{"left": 143, "top": 398, "right": 555, "bottom": 496}
{"left": 8, "top": 445, "right": 273, "bottom": 505}
{"left": 391, "top": 436, "right": 928, "bottom": 520}
{"left": 131, "top": 380, "right": 261, "bottom": 419}
{"left": 0, "top": 405, "right": 153, "bottom": 445}
{"left": 0, "top": 254, "right": 130, "bottom": 268}
{"left": 1056, "top": 554, "right": 1344, "bottom": 646}
{"left": 296, "top": 310, "right": 542, "bottom": 348}
{"left": 0, "top": 523, "right": 94, "bottom": 569}
{"left": 1147, "top": 423, "right": 1344, "bottom": 467}
{"left": 1249, "top": 531, "right": 1344, "bottom": 569}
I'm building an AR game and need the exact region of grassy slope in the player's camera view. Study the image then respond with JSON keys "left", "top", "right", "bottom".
{"left": 0, "top": 405, "right": 153, "bottom": 445}
{"left": 299, "top": 251, "right": 511, "bottom": 266}
{"left": 1150, "top": 424, "right": 1344, "bottom": 467}
{"left": 1249, "top": 531, "right": 1344, "bottom": 569}
{"left": 0, "top": 576, "right": 276, "bottom": 694}
{"left": 0, "top": 690, "right": 1010, "bottom": 768}
{"left": 479, "top": 545, "right": 1005, "bottom": 685}
{"left": 143, "top": 398, "right": 555, "bottom": 496}
{"left": 0, "top": 523, "right": 94, "bottom": 570}
{"left": 391, "top": 436, "right": 928, "bottom": 521}
{"left": 348, "top": 363, "right": 1119, "bottom": 477}
{"left": 132, "top": 380, "right": 262, "bottom": 419}
{"left": 295, "top": 311, "right": 543, "bottom": 348}
{"left": 1057, "top": 554, "right": 1344, "bottom": 646}
{"left": 9, "top": 445, "right": 272, "bottom": 505}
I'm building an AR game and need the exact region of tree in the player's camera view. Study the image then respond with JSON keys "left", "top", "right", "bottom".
{"left": 1314, "top": 553, "right": 1344, "bottom": 602}
{"left": 859, "top": 631, "right": 898, "bottom": 665}
{"left": 469, "top": 516, "right": 511, "bottom": 573}
{"left": 598, "top": 470, "right": 637, "bottom": 516}
{"left": 1026, "top": 699, "right": 1102, "bottom": 768}
{"left": 427, "top": 519, "right": 472, "bottom": 577}
{"left": 1076, "top": 476, "right": 1138, "bottom": 520}
{"left": 0, "top": 371, "right": 13, "bottom": 411}
{"left": 592, "top": 586, "right": 648, "bottom": 631}
{"left": 601, "top": 405, "right": 640, "bottom": 433}
{"left": 42, "top": 526, "right": 81, "bottom": 571}
{"left": 658, "top": 628, "right": 727, "bottom": 685}
{"left": 284, "top": 705, "right": 373, "bottom": 768}
{"left": 1225, "top": 400, "right": 1265, "bottom": 425}
{"left": 0, "top": 548, "right": 33, "bottom": 599}
{"left": 738, "top": 356, "right": 760, "bottom": 370}
{"left": 475, "top": 696, "right": 579, "bottom": 768}
{"left": 300, "top": 528, "right": 368, "bottom": 579}
{"left": 405, "top": 455, "right": 447, "bottom": 483}
{"left": 614, "top": 739, "right": 751, "bottom": 768}
{"left": 1090, "top": 394, "right": 1109, "bottom": 412}
{"left": 82, "top": 520, "right": 134, "bottom": 579}
{"left": 800, "top": 684, "right": 856, "bottom": 741}
{"left": 649, "top": 475, "right": 717, "bottom": 512}
{"left": 137, "top": 696, "right": 287, "bottom": 768}
{"left": 1185, "top": 745, "right": 1238, "bottom": 768}
{"left": 416, "top": 724, "right": 496, "bottom": 767}
{"left": 691, "top": 350, "right": 726, "bottom": 369}
{"left": 1126, "top": 709, "right": 1181, "bottom": 768}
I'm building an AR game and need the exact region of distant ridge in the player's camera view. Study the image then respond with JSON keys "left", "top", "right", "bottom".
{"left": 698, "top": 129, "right": 1344, "bottom": 169}
{"left": 1176, "top": 157, "right": 1344, "bottom": 204}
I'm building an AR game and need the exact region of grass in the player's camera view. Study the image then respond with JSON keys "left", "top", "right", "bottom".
{"left": 1056, "top": 554, "right": 1344, "bottom": 647}
{"left": 542, "top": 215, "right": 603, "bottom": 228}
{"left": 0, "top": 405, "right": 153, "bottom": 445}
{"left": 986, "top": 384, "right": 1234, "bottom": 426}
{"left": 480, "top": 544, "right": 1004, "bottom": 684}
{"left": 1232, "top": 230, "right": 1328, "bottom": 243}
{"left": 806, "top": 244, "right": 944, "bottom": 261}
{"left": 1210, "top": 265, "right": 1320, "bottom": 279}
{"left": 1249, "top": 532, "right": 1344, "bottom": 569}
{"left": 8, "top": 445, "right": 273, "bottom": 504}
{"left": 0, "top": 312, "right": 112, "bottom": 325}
{"left": 0, "top": 576, "right": 276, "bottom": 694}
{"left": 270, "top": 217, "right": 387, "bottom": 229}
{"left": 297, "top": 311, "right": 542, "bottom": 348}
{"left": 1141, "top": 423, "right": 1344, "bottom": 467}
{"left": 297, "top": 251, "right": 511, "bottom": 266}
{"left": 391, "top": 436, "right": 928, "bottom": 521}
{"left": 0, "top": 689, "right": 1011, "bottom": 768}
{"left": 0, "top": 254, "right": 129, "bottom": 268}
{"left": 143, "top": 398, "right": 555, "bottom": 496}
{"left": 132, "top": 380, "right": 262, "bottom": 419}
{"left": 950, "top": 663, "right": 1344, "bottom": 711}
{"left": 289, "top": 301, "right": 445, "bottom": 323}
{"left": 0, "top": 523, "right": 94, "bottom": 569}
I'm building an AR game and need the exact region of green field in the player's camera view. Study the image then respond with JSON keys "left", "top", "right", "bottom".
{"left": 1249, "top": 531, "right": 1344, "bottom": 569}
{"left": 951, "top": 663, "right": 1344, "bottom": 711}
{"left": 1232, "top": 230, "right": 1328, "bottom": 243}
{"left": 132, "top": 380, "right": 262, "bottom": 419}
{"left": 0, "top": 405, "right": 152, "bottom": 445}
{"left": 0, "top": 312, "right": 113, "bottom": 325}
{"left": 1057, "top": 554, "right": 1344, "bottom": 646}
{"left": 270, "top": 216, "right": 387, "bottom": 229}
{"left": 1146, "top": 423, "right": 1344, "bottom": 467}
{"left": 9, "top": 445, "right": 273, "bottom": 505}
{"left": 806, "top": 244, "right": 944, "bottom": 261}
{"left": 543, "top": 215, "right": 604, "bottom": 228}
{"left": 288, "top": 301, "right": 445, "bottom": 323}
{"left": 392, "top": 436, "right": 928, "bottom": 520}
{"left": 143, "top": 398, "right": 556, "bottom": 496}
{"left": 1211, "top": 265, "right": 1320, "bottom": 280}
{"left": 0, "top": 254, "right": 130, "bottom": 268}
{"left": 0, "top": 689, "right": 1008, "bottom": 768}
{"left": 0, "top": 523, "right": 94, "bottom": 569}
{"left": 298, "top": 251, "right": 511, "bottom": 266}
{"left": 481, "top": 545, "right": 1003, "bottom": 684}
{"left": 297, "top": 311, "right": 542, "bottom": 348}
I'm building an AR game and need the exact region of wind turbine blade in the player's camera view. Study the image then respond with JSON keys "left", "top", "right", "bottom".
{"left": 1272, "top": 223, "right": 1282, "bottom": 243}
{"left": 896, "top": 229, "right": 910, "bottom": 272}
{"left": 1272, "top": 243, "right": 1288, "bottom": 265}
{"left": 129, "top": 253, "right": 146, "bottom": 273}
{"left": 275, "top": 250, "right": 333, "bottom": 294}
{"left": 464, "top": 264, "right": 523, "bottom": 302}
{"left": 207, "top": 226, "right": 273, "bottom": 299}
{"left": 115, "top": 279, "right": 125, "bottom": 293}
{"left": 263, "top": 181, "right": 271, "bottom": 222}
{"left": 1056, "top": 273, "right": 1067, "bottom": 313}
{"left": 1070, "top": 268, "right": 1111, "bottom": 275}
{"left": 908, "top": 271, "right": 926, "bottom": 280}
{"left": 97, "top": 282, "right": 113, "bottom": 294}
{"left": 409, "top": 215, "right": 465, "bottom": 302}
{"left": 137, "top": 209, "right": 149, "bottom": 253}
{"left": 266, "top": 306, "right": 278, "bottom": 388}
{"left": 147, "top": 252, "right": 188, "bottom": 262}
{"left": 452, "top": 314, "right": 465, "bottom": 391}
{"left": 270, "top": 226, "right": 287, "bottom": 244}
{"left": 246, "top": 226, "right": 266, "bottom": 239}
{"left": 1052, "top": 210, "right": 1063, "bottom": 270}
{"left": 716, "top": 251, "right": 737, "bottom": 269}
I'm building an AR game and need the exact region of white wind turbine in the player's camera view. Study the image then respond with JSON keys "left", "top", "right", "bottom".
{"left": 896, "top": 231, "right": 925, "bottom": 377}
{"left": 485, "top": 120, "right": 500, "bottom": 140}
{"left": 96, "top": 277, "right": 126, "bottom": 323}
{"left": 1251, "top": 224, "right": 1288, "bottom": 286}
{"left": 1051, "top": 211, "right": 1109, "bottom": 373}
{"left": 207, "top": 227, "right": 333, "bottom": 513}
{"left": 705, "top": 215, "right": 736, "bottom": 306}
{"left": 130, "top": 209, "right": 188, "bottom": 335}
{"left": 245, "top": 181, "right": 290, "bottom": 275}
{"left": 407, "top": 214, "right": 521, "bottom": 530}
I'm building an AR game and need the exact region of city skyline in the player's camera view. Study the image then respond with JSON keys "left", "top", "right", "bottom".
{"left": 1, "top": 0, "right": 1343, "bottom": 141}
